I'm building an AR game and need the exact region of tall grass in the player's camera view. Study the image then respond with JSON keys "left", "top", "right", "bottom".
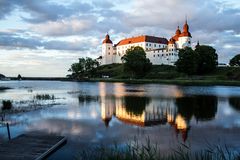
{"left": 77, "top": 138, "right": 240, "bottom": 160}
{"left": 33, "top": 94, "right": 55, "bottom": 100}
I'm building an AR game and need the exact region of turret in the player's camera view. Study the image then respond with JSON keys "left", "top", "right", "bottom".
{"left": 178, "top": 20, "right": 192, "bottom": 49}
{"left": 102, "top": 34, "right": 114, "bottom": 65}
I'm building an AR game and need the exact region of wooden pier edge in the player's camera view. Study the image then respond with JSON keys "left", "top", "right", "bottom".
{"left": 35, "top": 136, "right": 67, "bottom": 160}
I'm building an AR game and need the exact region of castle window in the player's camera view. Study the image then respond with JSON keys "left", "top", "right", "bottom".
{"left": 108, "top": 47, "right": 110, "bottom": 50}
{"left": 158, "top": 54, "right": 159, "bottom": 57}
{"left": 146, "top": 43, "right": 148, "bottom": 46}
{"left": 153, "top": 55, "right": 155, "bottom": 57}
{"left": 154, "top": 44, "right": 156, "bottom": 47}
{"left": 149, "top": 44, "right": 151, "bottom": 46}
{"left": 188, "top": 41, "right": 191, "bottom": 44}
{"left": 108, "top": 52, "right": 110, "bottom": 55}
{"left": 159, "top": 45, "right": 161, "bottom": 47}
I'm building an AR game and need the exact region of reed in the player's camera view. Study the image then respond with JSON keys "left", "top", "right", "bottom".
{"left": 77, "top": 138, "right": 240, "bottom": 160}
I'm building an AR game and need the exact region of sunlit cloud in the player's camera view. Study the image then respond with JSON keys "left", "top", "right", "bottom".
{"left": 0, "top": 0, "right": 239, "bottom": 76}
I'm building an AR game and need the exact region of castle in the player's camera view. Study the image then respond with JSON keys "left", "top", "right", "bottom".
{"left": 99, "top": 20, "right": 192, "bottom": 65}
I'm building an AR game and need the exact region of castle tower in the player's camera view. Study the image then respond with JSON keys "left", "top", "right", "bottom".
{"left": 178, "top": 20, "right": 192, "bottom": 49}
{"left": 172, "top": 26, "right": 181, "bottom": 48}
{"left": 102, "top": 34, "right": 114, "bottom": 65}
{"left": 167, "top": 38, "right": 178, "bottom": 65}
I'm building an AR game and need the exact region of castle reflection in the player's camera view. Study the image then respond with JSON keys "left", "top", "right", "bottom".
{"left": 99, "top": 83, "right": 192, "bottom": 142}
{"left": 98, "top": 82, "right": 219, "bottom": 142}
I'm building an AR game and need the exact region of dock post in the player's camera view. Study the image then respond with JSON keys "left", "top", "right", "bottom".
{"left": 7, "top": 123, "right": 11, "bottom": 140}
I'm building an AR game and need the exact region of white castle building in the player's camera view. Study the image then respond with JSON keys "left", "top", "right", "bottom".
{"left": 99, "top": 20, "right": 192, "bottom": 65}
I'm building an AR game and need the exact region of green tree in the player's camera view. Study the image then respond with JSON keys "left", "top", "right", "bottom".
{"left": 68, "top": 57, "right": 99, "bottom": 78}
{"left": 175, "top": 47, "right": 199, "bottom": 75}
{"left": 195, "top": 45, "right": 218, "bottom": 74}
{"left": 121, "top": 46, "right": 152, "bottom": 78}
{"left": 85, "top": 57, "right": 99, "bottom": 75}
{"left": 68, "top": 58, "right": 85, "bottom": 76}
{"left": 229, "top": 54, "right": 240, "bottom": 66}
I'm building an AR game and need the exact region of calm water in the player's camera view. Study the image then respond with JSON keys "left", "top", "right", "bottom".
{"left": 0, "top": 81, "right": 240, "bottom": 159}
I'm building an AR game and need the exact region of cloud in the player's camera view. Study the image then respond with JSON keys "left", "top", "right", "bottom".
{"left": 0, "top": 30, "right": 98, "bottom": 51}
{"left": 0, "top": 1, "right": 17, "bottom": 19}
{"left": 31, "top": 17, "right": 95, "bottom": 36}
{"left": 0, "top": 0, "right": 240, "bottom": 76}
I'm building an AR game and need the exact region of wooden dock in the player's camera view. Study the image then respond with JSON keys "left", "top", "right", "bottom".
{"left": 0, "top": 133, "right": 67, "bottom": 160}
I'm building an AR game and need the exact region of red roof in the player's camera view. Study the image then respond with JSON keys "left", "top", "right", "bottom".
{"left": 116, "top": 35, "right": 168, "bottom": 46}
{"left": 168, "top": 38, "right": 175, "bottom": 44}
{"left": 179, "top": 21, "right": 192, "bottom": 38}
{"left": 102, "top": 34, "right": 113, "bottom": 44}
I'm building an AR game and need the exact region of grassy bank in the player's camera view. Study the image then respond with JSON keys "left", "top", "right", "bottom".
{"left": 88, "top": 64, "right": 240, "bottom": 86}
{"left": 89, "top": 78, "right": 240, "bottom": 86}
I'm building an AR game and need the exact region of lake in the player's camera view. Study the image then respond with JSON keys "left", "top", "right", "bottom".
{"left": 0, "top": 81, "right": 240, "bottom": 159}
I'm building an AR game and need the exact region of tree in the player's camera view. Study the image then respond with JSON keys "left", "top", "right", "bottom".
{"left": 17, "top": 74, "right": 22, "bottom": 80}
{"left": 68, "top": 58, "right": 85, "bottom": 77}
{"left": 175, "top": 47, "right": 199, "bottom": 75}
{"left": 85, "top": 57, "right": 99, "bottom": 75}
{"left": 68, "top": 57, "right": 99, "bottom": 78}
{"left": 229, "top": 54, "right": 240, "bottom": 66}
{"left": 121, "top": 46, "right": 152, "bottom": 78}
{"left": 195, "top": 45, "right": 218, "bottom": 74}
{"left": 175, "top": 45, "right": 218, "bottom": 75}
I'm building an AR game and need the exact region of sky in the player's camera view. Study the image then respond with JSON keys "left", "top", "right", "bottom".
{"left": 0, "top": 0, "right": 240, "bottom": 77}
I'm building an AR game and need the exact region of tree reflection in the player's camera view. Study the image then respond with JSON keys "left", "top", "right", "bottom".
{"left": 78, "top": 94, "right": 99, "bottom": 104}
{"left": 123, "top": 96, "right": 150, "bottom": 116}
{"left": 176, "top": 95, "right": 218, "bottom": 121}
{"left": 229, "top": 97, "right": 240, "bottom": 112}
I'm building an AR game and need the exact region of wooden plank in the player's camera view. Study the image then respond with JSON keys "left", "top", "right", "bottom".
{"left": 0, "top": 132, "right": 67, "bottom": 160}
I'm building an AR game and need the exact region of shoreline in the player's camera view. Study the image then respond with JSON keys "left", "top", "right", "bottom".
{"left": 3, "top": 77, "right": 240, "bottom": 86}
{"left": 88, "top": 78, "right": 240, "bottom": 86}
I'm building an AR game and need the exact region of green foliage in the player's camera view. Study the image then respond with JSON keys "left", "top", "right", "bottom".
{"left": 121, "top": 46, "right": 152, "bottom": 78}
{"left": 195, "top": 45, "right": 218, "bottom": 74}
{"left": 95, "top": 64, "right": 125, "bottom": 78}
{"left": 69, "top": 57, "right": 99, "bottom": 78}
{"left": 175, "top": 47, "right": 199, "bottom": 75}
{"left": 175, "top": 45, "right": 218, "bottom": 75}
{"left": 2, "top": 100, "right": 13, "bottom": 110}
{"left": 229, "top": 54, "right": 240, "bottom": 66}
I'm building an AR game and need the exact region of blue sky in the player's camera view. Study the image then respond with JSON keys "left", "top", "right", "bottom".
{"left": 0, "top": 0, "right": 239, "bottom": 77}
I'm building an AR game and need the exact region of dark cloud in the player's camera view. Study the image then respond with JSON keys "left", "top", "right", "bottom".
{"left": 0, "top": 0, "right": 93, "bottom": 23}
{"left": 0, "top": 32, "right": 42, "bottom": 49}
{"left": 0, "top": 31, "right": 95, "bottom": 51}
{"left": 0, "top": 1, "right": 17, "bottom": 19}
{"left": 0, "top": 0, "right": 239, "bottom": 64}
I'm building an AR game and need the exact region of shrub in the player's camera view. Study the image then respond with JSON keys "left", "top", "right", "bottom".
{"left": 2, "top": 100, "right": 13, "bottom": 110}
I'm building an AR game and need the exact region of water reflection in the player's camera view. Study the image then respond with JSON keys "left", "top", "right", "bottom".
{"left": 1, "top": 81, "right": 240, "bottom": 160}
{"left": 229, "top": 97, "right": 240, "bottom": 112}
{"left": 98, "top": 83, "right": 220, "bottom": 142}
{"left": 123, "top": 96, "right": 150, "bottom": 116}
{"left": 176, "top": 96, "right": 218, "bottom": 121}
